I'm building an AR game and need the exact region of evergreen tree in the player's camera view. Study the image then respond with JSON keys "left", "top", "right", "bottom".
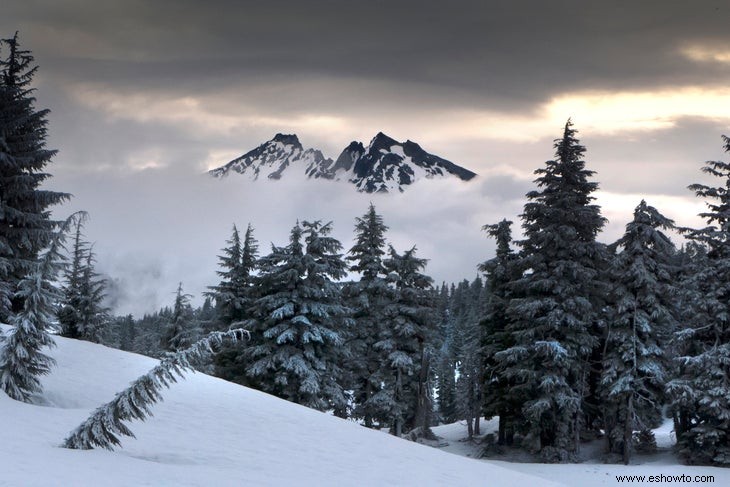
{"left": 244, "top": 221, "right": 350, "bottom": 411}
{"left": 434, "top": 283, "right": 458, "bottom": 424}
{"left": 480, "top": 219, "right": 520, "bottom": 445}
{"left": 0, "top": 213, "right": 80, "bottom": 402}
{"left": 375, "top": 245, "right": 435, "bottom": 436}
{"left": 161, "top": 283, "right": 199, "bottom": 352}
{"left": 667, "top": 136, "right": 730, "bottom": 466}
{"left": 117, "top": 314, "right": 136, "bottom": 352}
{"left": 0, "top": 32, "right": 70, "bottom": 319}
{"left": 58, "top": 217, "right": 108, "bottom": 342}
{"left": 207, "top": 223, "right": 258, "bottom": 327}
{"left": 501, "top": 120, "right": 607, "bottom": 461}
{"left": 345, "top": 204, "right": 392, "bottom": 427}
{"left": 602, "top": 201, "right": 676, "bottom": 464}
{"left": 454, "top": 277, "right": 486, "bottom": 439}
{"left": 63, "top": 329, "right": 247, "bottom": 450}
{"left": 208, "top": 224, "right": 259, "bottom": 383}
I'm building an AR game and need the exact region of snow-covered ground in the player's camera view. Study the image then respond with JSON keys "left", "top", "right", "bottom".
{"left": 432, "top": 418, "right": 730, "bottom": 486}
{"left": 3, "top": 329, "right": 728, "bottom": 486}
{"left": 0, "top": 330, "right": 560, "bottom": 486}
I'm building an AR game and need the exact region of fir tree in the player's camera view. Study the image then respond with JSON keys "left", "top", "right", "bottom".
{"left": 244, "top": 221, "right": 350, "bottom": 411}
{"left": 208, "top": 224, "right": 259, "bottom": 383}
{"left": 434, "top": 282, "right": 458, "bottom": 424}
{"left": 501, "top": 120, "right": 607, "bottom": 460}
{"left": 602, "top": 201, "right": 676, "bottom": 464}
{"left": 0, "top": 32, "right": 70, "bottom": 319}
{"left": 480, "top": 219, "right": 519, "bottom": 445}
{"left": 161, "top": 283, "right": 199, "bottom": 352}
{"left": 375, "top": 245, "right": 435, "bottom": 436}
{"left": 207, "top": 223, "right": 258, "bottom": 327}
{"left": 345, "top": 204, "right": 392, "bottom": 427}
{"left": 117, "top": 314, "right": 136, "bottom": 352}
{"left": 63, "top": 329, "right": 248, "bottom": 450}
{"left": 0, "top": 213, "right": 81, "bottom": 402}
{"left": 454, "top": 277, "right": 486, "bottom": 439}
{"left": 667, "top": 136, "right": 730, "bottom": 466}
{"left": 58, "top": 216, "right": 108, "bottom": 342}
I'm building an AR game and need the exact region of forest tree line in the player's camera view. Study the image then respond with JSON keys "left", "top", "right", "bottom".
{"left": 1, "top": 33, "right": 729, "bottom": 467}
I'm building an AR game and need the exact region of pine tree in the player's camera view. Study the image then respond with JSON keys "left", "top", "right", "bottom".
{"left": 345, "top": 204, "right": 392, "bottom": 427}
{"left": 501, "top": 120, "right": 607, "bottom": 460}
{"left": 63, "top": 329, "right": 247, "bottom": 450}
{"left": 208, "top": 224, "right": 259, "bottom": 383}
{"left": 117, "top": 314, "right": 136, "bottom": 352}
{"left": 207, "top": 223, "right": 258, "bottom": 327}
{"left": 454, "top": 277, "right": 486, "bottom": 439}
{"left": 58, "top": 217, "right": 108, "bottom": 342}
{"left": 667, "top": 136, "right": 730, "bottom": 466}
{"left": 161, "top": 283, "right": 199, "bottom": 352}
{"left": 244, "top": 221, "right": 350, "bottom": 411}
{"left": 374, "top": 245, "right": 435, "bottom": 436}
{"left": 434, "top": 283, "right": 458, "bottom": 424}
{"left": 0, "top": 32, "right": 70, "bottom": 319}
{"left": 602, "top": 200, "right": 676, "bottom": 464}
{"left": 479, "top": 219, "right": 521, "bottom": 444}
{"left": 0, "top": 213, "right": 81, "bottom": 402}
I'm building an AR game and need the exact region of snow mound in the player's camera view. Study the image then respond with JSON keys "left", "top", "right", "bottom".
{"left": 0, "top": 330, "right": 562, "bottom": 486}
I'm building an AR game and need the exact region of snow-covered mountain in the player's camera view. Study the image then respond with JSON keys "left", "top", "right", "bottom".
{"left": 209, "top": 132, "right": 477, "bottom": 193}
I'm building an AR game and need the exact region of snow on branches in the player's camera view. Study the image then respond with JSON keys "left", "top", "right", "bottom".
{"left": 63, "top": 329, "right": 248, "bottom": 450}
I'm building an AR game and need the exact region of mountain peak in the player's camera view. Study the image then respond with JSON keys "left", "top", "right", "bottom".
{"left": 210, "top": 132, "right": 477, "bottom": 192}
{"left": 271, "top": 133, "right": 301, "bottom": 147}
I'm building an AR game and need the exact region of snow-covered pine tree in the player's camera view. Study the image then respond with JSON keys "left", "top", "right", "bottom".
{"left": 374, "top": 245, "right": 435, "bottom": 436}
{"left": 480, "top": 219, "right": 520, "bottom": 445}
{"left": 667, "top": 136, "right": 730, "bottom": 466}
{"left": 0, "top": 212, "right": 82, "bottom": 402}
{"left": 63, "top": 328, "right": 248, "bottom": 450}
{"left": 602, "top": 200, "right": 677, "bottom": 464}
{"left": 243, "top": 221, "right": 350, "bottom": 411}
{"left": 454, "top": 277, "right": 487, "bottom": 439}
{"left": 58, "top": 216, "right": 108, "bottom": 342}
{"left": 345, "top": 204, "right": 393, "bottom": 427}
{"left": 501, "top": 120, "right": 607, "bottom": 461}
{"left": 117, "top": 314, "right": 136, "bottom": 352}
{"left": 207, "top": 223, "right": 258, "bottom": 327}
{"left": 0, "top": 32, "right": 70, "bottom": 319}
{"left": 161, "top": 283, "right": 199, "bottom": 352}
{"left": 207, "top": 224, "right": 259, "bottom": 383}
{"left": 434, "top": 282, "right": 459, "bottom": 424}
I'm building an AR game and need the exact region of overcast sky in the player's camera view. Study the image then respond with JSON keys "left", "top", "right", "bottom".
{"left": 3, "top": 1, "right": 730, "bottom": 315}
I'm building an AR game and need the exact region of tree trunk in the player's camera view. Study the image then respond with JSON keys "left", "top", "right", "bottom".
{"left": 623, "top": 394, "right": 633, "bottom": 465}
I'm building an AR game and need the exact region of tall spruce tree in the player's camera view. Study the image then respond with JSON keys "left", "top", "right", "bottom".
{"left": 501, "top": 120, "right": 607, "bottom": 461}
{"left": 434, "top": 282, "right": 458, "bottom": 424}
{"left": 667, "top": 136, "right": 730, "bottom": 466}
{"left": 0, "top": 32, "right": 70, "bottom": 319}
{"left": 208, "top": 224, "right": 259, "bottom": 383}
{"left": 161, "top": 283, "right": 198, "bottom": 352}
{"left": 0, "top": 213, "right": 80, "bottom": 402}
{"left": 345, "top": 204, "right": 392, "bottom": 427}
{"left": 375, "top": 245, "right": 435, "bottom": 436}
{"left": 59, "top": 217, "right": 107, "bottom": 342}
{"left": 602, "top": 201, "right": 676, "bottom": 464}
{"left": 207, "top": 223, "right": 258, "bottom": 327}
{"left": 244, "top": 221, "right": 350, "bottom": 411}
{"left": 480, "top": 219, "right": 520, "bottom": 445}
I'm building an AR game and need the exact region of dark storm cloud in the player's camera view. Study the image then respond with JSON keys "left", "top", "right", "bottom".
{"left": 5, "top": 0, "right": 730, "bottom": 110}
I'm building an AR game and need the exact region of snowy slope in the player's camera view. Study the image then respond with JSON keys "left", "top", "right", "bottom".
{"left": 0, "top": 330, "right": 561, "bottom": 487}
